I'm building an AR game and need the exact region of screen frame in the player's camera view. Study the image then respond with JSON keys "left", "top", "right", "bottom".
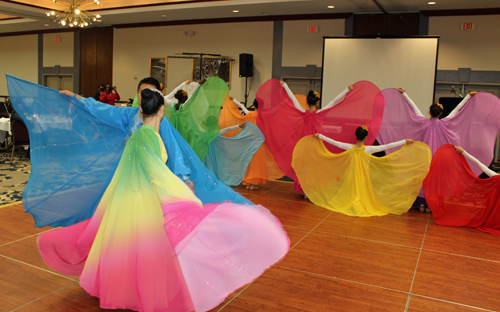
{"left": 320, "top": 35, "right": 440, "bottom": 108}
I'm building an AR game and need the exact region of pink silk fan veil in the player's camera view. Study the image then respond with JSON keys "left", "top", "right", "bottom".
{"left": 256, "top": 79, "right": 385, "bottom": 191}
{"left": 377, "top": 89, "right": 500, "bottom": 177}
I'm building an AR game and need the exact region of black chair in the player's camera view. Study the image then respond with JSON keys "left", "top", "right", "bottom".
{"left": 11, "top": 120, "right": 30, "bottom": 162}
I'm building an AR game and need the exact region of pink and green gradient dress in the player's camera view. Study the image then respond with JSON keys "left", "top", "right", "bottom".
{"left": 38, "top": 125, "right": 290, "bottom": 312}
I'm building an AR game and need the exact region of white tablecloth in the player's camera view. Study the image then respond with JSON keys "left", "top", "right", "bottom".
{"left": 0, "top": 117, "right": 11, "bottom": 143}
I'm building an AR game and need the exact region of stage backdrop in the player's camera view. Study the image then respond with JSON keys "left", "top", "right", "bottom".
{"left": 322, "top": 37, "right": 439, "bottom": 115}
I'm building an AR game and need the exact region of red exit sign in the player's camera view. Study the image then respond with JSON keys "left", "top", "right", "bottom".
{"left": 460, "top": 22, "right": 475, "bottom": 31}
{"left": 308, "top": 26, "right": 318, "bottom": 32}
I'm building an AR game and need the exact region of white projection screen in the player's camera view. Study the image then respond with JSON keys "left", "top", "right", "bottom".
{"left": 322, "top": 37, "right": 439, "bottom": 114}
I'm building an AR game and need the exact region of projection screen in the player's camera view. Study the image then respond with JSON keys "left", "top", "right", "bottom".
{"left": 322, "top": 37, "right": 439, "bottom": 115}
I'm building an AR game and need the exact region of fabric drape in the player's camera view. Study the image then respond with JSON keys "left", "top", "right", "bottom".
{"left": 377, "top": 88, "right": 500, "bottom": 177}
{"left": 38, "top": 125, "right": 290, "bottom": 311}
{"left": 204, "top": 122, "right": 265, "bottom": 186}
{"left": 292, "top": 136, "right": 431, "bottom": 216}
{"left": 218, "top": 96, "right": 283, "bottom": 184}
{"left": 165, "top": 77, "right": 229, "bottom": 161}
{"left": 6, "top": 75, "right": 250, "bottom": 228}
{"left": 256, "top": 79, "right": 385, "bottom": 191}
{"left": 423, "top": 144, "right": 500, "bottom": 235}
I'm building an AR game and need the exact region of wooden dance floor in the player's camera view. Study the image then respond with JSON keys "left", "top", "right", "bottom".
{"left": 1, "top": 180, "right": 500, "bottom": 311}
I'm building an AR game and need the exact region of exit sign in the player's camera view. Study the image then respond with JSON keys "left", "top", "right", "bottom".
{"left": 308, "top": 26, "right": 318, "bottom": 32}
{"left": 460, "top": 23, "right": 475, "bottom": 31}
{"left": 54, "top": 37, "right": 61, "bottom": 42}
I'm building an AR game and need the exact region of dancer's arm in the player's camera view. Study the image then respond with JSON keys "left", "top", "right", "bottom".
{"left": 164, "top": 98, "right": 176, "bottom": 108}
{"left": 219, "top": 123, "right": 243, "bottom": 135}
{"left": 60, "top": 90, "right": 136, "bottom": 130}
{"left": 398, "top": 88, "right": 424, "bottom": 117}
{"left": 317, "top": 84, "right": 354, "bottom": 112}
{"left": 281, "top": 81, "right": 306, "bottom": 112}
{"left": 165, "top": 81, "right": 188, "bottom": 100}
{"left": 316, "top": 134, "right": 353, "bottom": 151}
{"left": 364, "top": 139, "right": 411, "bottom": 154}
{"left": 455, "top": 146, "right": 498, "bottom": 177}
{"left": 230, "top": 96, "right": 250, "bottom": 114}
{"left": 444, "top": 92, "right": 477, "bottom": 119}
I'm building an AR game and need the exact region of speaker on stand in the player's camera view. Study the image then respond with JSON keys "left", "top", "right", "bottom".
{"left": 239, "top": 53, "right": 253, "bottom": 107}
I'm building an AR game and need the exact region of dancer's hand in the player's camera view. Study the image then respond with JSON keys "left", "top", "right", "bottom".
{"left": 396, "top": 88, "right": 405, "bottom": 94}
{"left": 229, "top": 96, "right": 234, "bottom": 101}
{"left": 455, "top": 146, "right": 464, "bottom": 154}
{"left": 314, "top": 133, "right": 320, "bottom": 138}
{"left": 280, "top": 81, "right": 285, "bottom": 86}
{"left": 239, "top": 122, "right": 245, "bottom": 128}
{"left": 469, "top": 91, "right": 478, "bottom": 97}
{"left": 185, "top": 80, "right": 192, "bottom": 84}
{"left": 405, "top": 139, "right": 414, "bottom": 144}
{"left": 185, "top": 180, "right": 195, "bottom": 193}
{"left": 59, "top": 90, "right": 75, "bottom": 97}
{"left": 348, "top": 84, "right": 354, "bottom": 91}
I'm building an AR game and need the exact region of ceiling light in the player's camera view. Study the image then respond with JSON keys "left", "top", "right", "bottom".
{"left": 428, "top": 1, "right": 436, "bottom": 4}
{"left": 46, "top": 0, "right": 101, "bottom": 28}
{"left": 328, "top": 6, "right": 335, "bottom": 9}
{"left": 44, "top": 24, "right": 49, "bottom": 26}
{"left": 233, "top": 10, "right": 239, "bottom": 13}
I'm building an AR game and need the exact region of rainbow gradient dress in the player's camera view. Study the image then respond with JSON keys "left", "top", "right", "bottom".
{"left": 38, "top": 125, "right": 290, "bottom": 311}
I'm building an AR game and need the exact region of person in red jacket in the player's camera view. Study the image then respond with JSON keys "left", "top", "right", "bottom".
{"left": 100, "top": 84, "right": 120, "bottom": 106}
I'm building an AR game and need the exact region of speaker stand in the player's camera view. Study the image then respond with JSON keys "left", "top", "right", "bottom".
{"left": 244, "top": 76, "right": 249, "bottom": 107}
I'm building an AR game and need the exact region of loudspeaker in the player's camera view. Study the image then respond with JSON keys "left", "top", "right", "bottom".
{"left": 239, "top": 53, "right": 253, "bottom": 77}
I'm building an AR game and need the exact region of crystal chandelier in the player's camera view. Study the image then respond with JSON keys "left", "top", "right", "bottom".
{"left": 46, "top": 0, "right": 101, "bottom": 28}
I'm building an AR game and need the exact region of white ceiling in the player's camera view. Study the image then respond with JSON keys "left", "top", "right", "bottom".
{"left": 0, "top": 0, "right": 499, "bottom": 34}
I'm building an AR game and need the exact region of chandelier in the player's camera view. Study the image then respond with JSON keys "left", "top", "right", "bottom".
{"left": 46, "top": 0, "right": 101, "bottom": 28}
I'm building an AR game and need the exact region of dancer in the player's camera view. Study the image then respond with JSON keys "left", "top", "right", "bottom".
{"left": 132, "top": 80, "right": 200, "bottom": 108}
{"left": 377, "top": 88, "right": 500, "bottom": 211}
{"left": 204, "top": 121, "right": 266, "bottom": 186}
{"left": 423, "top": 144, "right": 500, "bottom": 235}
{"left": 164, "top": 80, "right": 201, "bottom": 110}
{"left": 281, "top": 81, "right": 353, "bottom": 113}
{"left": 6, "top": 75, "right": 250, "bottom": 228}
{"left": 256, "top": 79, "right": 385, "bottom": 195}
{"left": 218, "top": 96, "right": 283, "bottom": 189}
{"left": 292, "top": 127, "right": 431, "bottom": 216}
{"left": 37, "top": 88, "right": 290, "bottom": 312}
{"left": 164, "top": 77, "right": 228, "bottom": 161}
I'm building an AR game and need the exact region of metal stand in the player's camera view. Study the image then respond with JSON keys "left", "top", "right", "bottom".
{"left": 244, "top": 76, "right": 249, "bottom": 106}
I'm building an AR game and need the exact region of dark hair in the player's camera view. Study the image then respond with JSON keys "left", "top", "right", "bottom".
{"left": 252, "top": 99, "right": 259, "bottom": 109}
{"left": 429, "top": 103, "right": 443, "bottom": 118}
{"left": 306, "top": 90, "right": 320, "bottom": 106}
{"left": 137, "top": 77, "right": 160, "bottom": 91}
{"left": 174, "top": 90, "right": 188, "bottom": 109}
{"left": 355, "top": 126, "right": 368, "bottom": 141}
{"left": 140, "top": 88, "right": 164, "bottom": 116}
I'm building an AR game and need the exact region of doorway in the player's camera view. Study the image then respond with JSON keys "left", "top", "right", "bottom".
{"left": 43, "top": 75, "right": 74, "bottom": 91}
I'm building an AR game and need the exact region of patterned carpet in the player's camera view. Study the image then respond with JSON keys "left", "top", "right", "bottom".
{"left": 0, "top": 148, "right": 30, "bottom": 205}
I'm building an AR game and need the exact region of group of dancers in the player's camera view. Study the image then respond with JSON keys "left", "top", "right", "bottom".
{"left": 6, "top": 72, "right": 500, "bottom": 311}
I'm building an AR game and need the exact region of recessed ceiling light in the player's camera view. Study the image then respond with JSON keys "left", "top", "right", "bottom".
{"left": 328, "top": 6, "right": 335, "bottom": 9}
{"left": 44, "top": 24, "right": 49, "bottom": 26}
{"left": 428, "top": 1, "right": 436, "bottom": 4}
{"left": 233, "top": 10, "right": 239, "bottom": 13}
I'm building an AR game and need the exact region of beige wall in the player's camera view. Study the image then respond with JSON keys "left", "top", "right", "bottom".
{"left": 0, "top": 34, "right": 38, "bottom": 96}
{"left": 113, "top": 21, "right": 274, "bottom": 102}
{"left": 430, "top": 15, "right": 500, "bottom": 71}
{"left": 282, "top": 19, "right": 345, "bottom": 67}
{"left": 43, "top": 32, "right": 74, "bottom": 67}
